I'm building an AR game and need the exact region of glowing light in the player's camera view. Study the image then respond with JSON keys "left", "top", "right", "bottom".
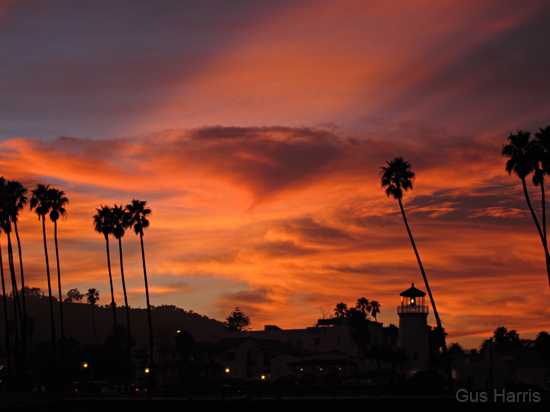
{"left": 145, "top": 368, "right": 150, "bottom": 374}
{"left": 225, "top": 368, "right": 230, "bottom": 373}
{"left": 261, "top": 375, "right": 265, "bottom": 380}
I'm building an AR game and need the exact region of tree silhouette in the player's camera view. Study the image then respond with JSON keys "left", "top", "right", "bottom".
{"left": 48, "top": 187, "right": 68, "bottom": 381}
{"left": 93, "top": 206, "right": 119, "bottom": 350}
{"left": 111, "top": 204, "right": 132, "bottom": 390}
{"left": 65, "top": 288, "right": 84, "bottom": 303}
{"left": 224, "top": 307, "right": 251, "bottom": 331}
{"left": 502, "top": 130, "right": 550, "bottom": 289}
{"left": 334, "top": 302, "right": 348, "bottom": 318}
{"left": 4, "top": 180, "right": 28, "bottom": 367}
{"left": 86, "top": 288, "right": 100, "bottom": 345}
{"left": 0, "top": 210, "right": 12, "bottom": 387}
{"left": 380, "top": 157, "right": 452, "bottom": 386}
{"left": 370, "top": 300, "right": 381, "bottom": 321}
{"left": 355, "top": 297, "right": 372, "bottom": 317}
{"left": 126, "top": 199, "right": 155, "bottom": 378}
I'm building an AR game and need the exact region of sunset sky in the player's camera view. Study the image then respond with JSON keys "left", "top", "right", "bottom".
{"left": 1, "top": 0, "right": 550, "bottom": 349}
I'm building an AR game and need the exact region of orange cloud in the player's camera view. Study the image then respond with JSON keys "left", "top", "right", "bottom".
{"left": 1, "top": 122, "right": 548, "bottom": 348}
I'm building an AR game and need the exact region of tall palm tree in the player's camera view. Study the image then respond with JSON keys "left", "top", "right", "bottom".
{"left": 111, "top": 204, "right": 132, "bottom": 388}
{"left": 29, "top": 184, "right": 57, "bottom": 383}
{"left": 0, "top": 212, "right": 12, "bottom": 388}
{"left": 0, "top": 178, "right": 23, "bottom": 380}
{"left": 48, "top": 187, "right": 68, "bottom": 381}
{"left": 93, "top": 206, "right": 118, "bottom": 341}
{"left": 531, "top": 126, "right": 550, "bottom": 289}
{"left": 380, "top": 157, "right": 453, "bottom": 385}
{"left": 93, "top": 205, "right": 122, "bottom": 390}
{"left": 502, "top": 131, "right": 550, "bottom": 289}
{"left": 3, "top": 182, "right": 28, "bottom": 315}
{"left": 126, "top": 199, "right": 154, "bottom": 376}
{"left": 85, "top": 288, "right": 100, "bottom": 345}
{"left": 5, "top": 180, "right": 28, "bottom": 367}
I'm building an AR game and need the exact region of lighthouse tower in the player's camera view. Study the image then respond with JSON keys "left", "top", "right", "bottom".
{"left": 397, "top": 283, "right": 430, "bottom": 375}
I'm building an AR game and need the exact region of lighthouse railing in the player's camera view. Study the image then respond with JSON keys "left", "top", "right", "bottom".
{"left": 397, "top": 305, "right": 429, "bottom": 314}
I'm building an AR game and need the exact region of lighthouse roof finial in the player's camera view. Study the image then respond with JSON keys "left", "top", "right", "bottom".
{"left": 400, "top": 283, "right": 426, "bottom": 297}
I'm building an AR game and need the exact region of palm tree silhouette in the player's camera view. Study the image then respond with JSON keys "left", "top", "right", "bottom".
{"left": 502, "top": 131, "right": 550, "bottom": 288}
{"left": 0, "top": 210, "right": 12, "bottom": 387}
{"left": 48, "top": 187, "right": 68, "bottom": 379}
{"left": 4, "top": 180, "right": 28, "bottom": 349}
{"left": 370, "top": 300, "right": 381, "bottom": 321}
{"left": 0, "top": 178, "right": 25, "bottom": 378}
{"left": 29, "top": 183, "right": 57, "bottom": 385}
{"left": 93, "top": 205, "right": 122, "bottom": 390}
{"left": 334, "top": 302, "right": 348, "bottom": 318}
{"left": 126, "top": 199, "right": 155, "bottom": 379}
{"left": 93, "top": 206, "right": 119, "bottom": 341}
{"left": 380, "top": 157, "right": 452, "bottom": 385}
{"left": 355, "top": 297, "right": 371, "bottom": 317}
{"left": 111, "top": 204, "right": 132, "bottom": 389}
{"left": 85, "top": 288, "right": 100, "bottom": 345}
{"left": 531, "top": 126, "right": 550, "bottom": 289}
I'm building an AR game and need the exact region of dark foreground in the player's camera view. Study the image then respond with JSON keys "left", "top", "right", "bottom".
{"left": 1, "top": 392, "right": 549, "bottom": 412}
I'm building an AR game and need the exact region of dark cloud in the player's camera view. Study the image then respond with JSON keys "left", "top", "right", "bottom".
{"left": 271, "top": 218, "right": 355, "bottom": 246}
{"left": 255, "top": 240, "right": 318, "bottom": 257}
{"left": 218, "top": 287, "right": 274, "bottom": 305}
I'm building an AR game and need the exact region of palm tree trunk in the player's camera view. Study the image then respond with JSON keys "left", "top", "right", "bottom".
{"left": 41, "top": 214, "right": 57, "bottom": 387}
{"left": 91, "top": 303, "right": 97, "bottom": 345}
{"left": 397, "top": 197, "right": 453, "bottom": 387}
{"left": 118, "top": 237, "right": 132, "bottom": 391}
{"left": 541, "top": 181, "right": 546, "bottom": 241}
{"left": 53, "top": 220, "right": 66, "bottom": 384}
{"left": 13, "top": 222, "right": 27, "bottom": 379}
{"left": 540, "top": 181, "right": 549, "bottom": 287}
{"left": 7, "top": 231, "right": 22, "bottom": 383}
{"left": 521, "top": 178, "right": 550, "bottom": 289}
{"left": 0, "top": 242, "right": 13, "bottom": 389}
{"left": 105, "top": 235, "right": 121, "bottom": 391}
{"left": 139, "top": 232, "right": 155, "bottom": 386}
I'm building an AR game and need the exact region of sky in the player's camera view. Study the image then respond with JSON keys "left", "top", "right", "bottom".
{"left": 1, "top": 0, "right": 550, "bottom": 349}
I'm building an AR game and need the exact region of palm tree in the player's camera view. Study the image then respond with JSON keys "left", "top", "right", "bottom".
{"left": 29, "top": 183, "right": 57, "bottom": 383}
{"left": 93, "top": 206, "right": 119, "bottom": 341}
{"left": 0, "top": 212, "right": 12, "bottom": 388}
{"left": 111, "top": 204, "right": 132, "bottom": 388}
{"left": 370, "top": 300, "right": 381, "bottom": 321}
{"left": 93, "top": 205, "right": 122, "bottom": 390}
{"left": 0, "top": 179, "right": 23, "bottom": 380}
{"left": 85, "top": 288, "right": 100, "bottom": 345}
{"left": 380, "top": 157, "right": 453, "bottom": 386}
{"left": 531, "top": 126, "right": 550, "bottom": 289}
{"left": 502, "top": 131, "right": 550, "bottom": 289}
{"left": 4, "top": 180, "right": 28, "bottom": 353}
{"left": 48, "top": 187, "right": 68, "bottom": 378}
{"left": 355, "top": 297, "right": 371, "bottom": 317}
{"left": 334, "top": 302, "right": 348, "bottom": 318}
{"left": 126, "top": 199, "right": 154, "bottom": 377}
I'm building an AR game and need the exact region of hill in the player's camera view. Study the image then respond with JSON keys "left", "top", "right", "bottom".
{"left": 0, "top": 296, "right": 225, "bottom": 349}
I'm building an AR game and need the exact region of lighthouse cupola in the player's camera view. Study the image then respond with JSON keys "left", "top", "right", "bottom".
{"left": 398, "top": 283, "right": 428, "bottom": 314}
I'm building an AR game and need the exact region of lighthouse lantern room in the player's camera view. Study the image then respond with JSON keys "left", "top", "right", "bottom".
{"left": 398, "top": 283, "right": 429, "bottom": 314}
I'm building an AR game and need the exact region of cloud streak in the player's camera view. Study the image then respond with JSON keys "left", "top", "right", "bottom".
{"left": 1, "top": 122, "right": 548, "bottom": 348}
